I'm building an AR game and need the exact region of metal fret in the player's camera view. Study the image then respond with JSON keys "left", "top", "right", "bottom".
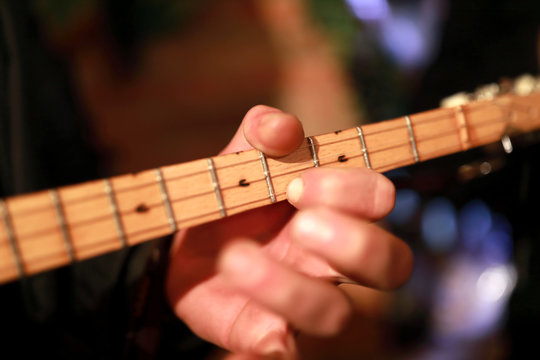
{"left": 104, "top": 179, "right": 127, "bottom": 247}
{"left": 307, "top": 137, "right": 319, "bottom": 167}
{"left": 207, "top": 158, "right": 227, "bottom": 217}
{"left": 0, "top": 199, "right": 25, "bottom": 278}
{"left": 155, "top": 168, "right": 178, "bottom": 232}
{"left": 259, "top": 151, "right": 276, "bottom": 203}
{"left": 405, "top": 116, "right": 420, "bottom": 163}
{"left": 455, "top": 105, "right": 471, "bottom": 151}
{"left": 49, "top": 189, "right": 76, "bottom": 262}
{"left": 356, "top": 126, "right": 372, "bottom": 169}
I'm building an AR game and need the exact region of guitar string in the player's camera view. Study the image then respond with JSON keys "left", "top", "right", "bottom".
{"left": 0, "top": 126, "right": 508, "bottom": 278}
{"left": 1, "top": 113, "right": 506, "bottom": 241}
{"left": 5, "top": 105, "right": 510, "bottom": 217}
{"left": 0, "top": 118, "right": 507, "bottom": 254}
{"left": 1, "top": 97, "right": 537, "bottom": 277}
{"left": 7, "top": 100, "right": 506, "bottom": 217}
{"left": 0, "top": 126, "right": 526, "bottom": 277}
{"left": 0, "top": 96, "right": 526, "bottom": 249}
{"left": 0, "top": 135, "right": 469, "bottom": 275}
{"left": 2, "top": 105, "right": 504, "bottom": 231}
{"left": 0, "top": 114, "right": 510, "bottom": 250}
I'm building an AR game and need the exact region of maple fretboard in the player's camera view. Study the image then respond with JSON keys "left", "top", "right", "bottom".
{"left": 1, "top": 89, "right": 540, "bottom": 285}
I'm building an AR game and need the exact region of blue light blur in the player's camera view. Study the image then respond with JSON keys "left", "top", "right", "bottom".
{"left": 481, "top": 214, "right": 513, "bottom": 264}
{"left": 346, "top": 0, "right": 446, "bottom": 69}
{"left": 380, "top": 14, "right": 427, "bottom": 68}
{"left": 459, "top": 199, "right": 492, "bottom": 253}
{"left": 387, "top": 188, "right": 421, "bottom": 225}
{"left": 421, "top": 197, "right": 458, "bottom": 253}
{"left": 345, "top": 0, "right": 389, "bottom": 21}
{"left": 431, "top": 259, "right": 516, "bottom": 344}
{"left": 425, "top": 199, "right": 515, "bottom": 348}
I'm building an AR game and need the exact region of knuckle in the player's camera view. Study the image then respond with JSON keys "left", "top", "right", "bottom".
{"left": 347, "top": 224, "right": 378, "bottom": 267}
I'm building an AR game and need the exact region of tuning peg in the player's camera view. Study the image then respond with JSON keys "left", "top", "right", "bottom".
{"left": 513, "top": 74, "right": 538, "bottom": 96}
{"left": 440, "top": 92, "right": 471, "bottom": 108}
{"left": 474, "top": 83, "right": 501, "bottom": 100}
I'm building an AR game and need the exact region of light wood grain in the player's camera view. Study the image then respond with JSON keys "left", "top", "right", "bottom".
{"left": 1, "top": 91, "right": 539, "bottom": 284}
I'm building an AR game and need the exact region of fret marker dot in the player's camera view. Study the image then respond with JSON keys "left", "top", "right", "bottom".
{"left": 135, "top": 203, "right": 150, "bottom": 213}
{"left": 239, "top": 179, "right": 250, "bottom": 187}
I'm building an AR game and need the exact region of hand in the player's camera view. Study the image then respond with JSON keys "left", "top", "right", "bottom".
{"left": 165, "top": 105, "right": 413, "bottom": 359}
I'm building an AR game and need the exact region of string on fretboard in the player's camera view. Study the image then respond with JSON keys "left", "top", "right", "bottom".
{"left": 2, "top": 103, "right": 507, "bottom": 227}
{"left": 1, "top": 83, "right": 539, "bottom": 283}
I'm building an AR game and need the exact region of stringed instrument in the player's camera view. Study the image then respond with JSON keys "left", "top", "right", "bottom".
{"left": 1, "top": 75, "right": 540, "bottom": 285}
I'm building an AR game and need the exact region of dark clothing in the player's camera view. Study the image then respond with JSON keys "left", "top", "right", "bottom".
{"left": 0, "top": 1, "right": 211, "bottom": 358}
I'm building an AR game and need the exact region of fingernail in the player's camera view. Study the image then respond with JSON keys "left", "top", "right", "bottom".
{"left": 287, "top": 177, "right": 304, "bottom": 205}
{"left": 254, "top": 331, "right": 289, "bottom": 358}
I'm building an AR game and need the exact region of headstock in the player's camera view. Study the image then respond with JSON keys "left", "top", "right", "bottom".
{"left": 441, "top": 74, "right": 540, "bottom": 136}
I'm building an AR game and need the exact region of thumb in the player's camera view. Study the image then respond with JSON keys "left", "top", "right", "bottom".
{"left": 221, "top": 105, "right": 305, "bottom": 157}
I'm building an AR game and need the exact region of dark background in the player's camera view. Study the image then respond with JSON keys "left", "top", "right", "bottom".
{"left": 1, "top": 0, "right": 540, "bottom": 358}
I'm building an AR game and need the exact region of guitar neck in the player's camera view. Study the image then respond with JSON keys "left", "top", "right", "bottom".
{"left": 1, "top": 90, "right": 540, "bottom": 285}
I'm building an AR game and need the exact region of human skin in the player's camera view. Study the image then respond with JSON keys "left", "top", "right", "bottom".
{"left": 166, "top": 105, "right": 413, "bottom": 359}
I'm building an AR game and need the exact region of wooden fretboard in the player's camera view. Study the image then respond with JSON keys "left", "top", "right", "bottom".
{"left": 1, "top": 90, "right": 540, "bottom": 284}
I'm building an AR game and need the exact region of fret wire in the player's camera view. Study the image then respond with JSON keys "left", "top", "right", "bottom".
{"left": 405, "top": 116, "right": 420, "bottom": 163}
{"left": 4, "top": 139, "right": 462, "bottom": 262}
{"left": 3, "top": 140, "right": 437, "bottom": 246}
{"left": 9, "top": 213, "right": 122, "bottom": 242}
{"left": 307, "top": 137, "right": 320, "bottom": 167}
{"left": 10, "top": 103, "right": 513, "bottom": 217}
{"left": 259, "top": 151, "right": 276, "bottom": 203}
{"left": 358, "top": 101, "right": 494, "bottom": 138}
{"left": 19, "top": 165, "right": 308, "bottom": 241}
{"left": 5, "top": 113, "right": 509, "bottom": 236}
{"left": 259, "top": 164, "right": 315, "bottom": 182}
{"left": 9, "top": 122, "right": 511, "bottom": 254}
{"left": 49, "top": 189, "right": 76, "bottom": 262}
{"left": 455, "top": 105, "right": 471, "bottom": 151}
{"left": 361, "top": 123, "right": 415, "bottom": 138}
{"left": 410, "top": 101, "right": 493, "bottom": 124}
{"left": 5, "top": 110, "right": 477, "bottom": 215}
{"left": 155, "top": 168, "right": 178, "bottom": 232}
{"left": 356, "top": 126, "right": 372, "bottom": 169}
{"left": 360, "top": 111, "right": 453, "bottom": 137}
{"left": 0, "top": 199, "right": 25, "bottom": 278}
{"left": 2, "top": 135, "right": 482, "bottom": 237}
{"left": 366, "top": 126, "right": 468, "bottom": 156}
{"left": 2, "top": 91, "right": 523, "bottom": 279}
{"left": 68, "top": 162, "right": 313, "bottom": 231}
{"left": 207, "top": 158, "right": 227, "bottom": 218}
{"left": 301, "top": 134, "right": 361, "bottom": 150}
{"left": 104, "top": 179, "right": 127, "bottom": 247}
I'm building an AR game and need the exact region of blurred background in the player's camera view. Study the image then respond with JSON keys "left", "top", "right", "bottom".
{"left": 2, "top": 0, "right": 540, "bottom": 358}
